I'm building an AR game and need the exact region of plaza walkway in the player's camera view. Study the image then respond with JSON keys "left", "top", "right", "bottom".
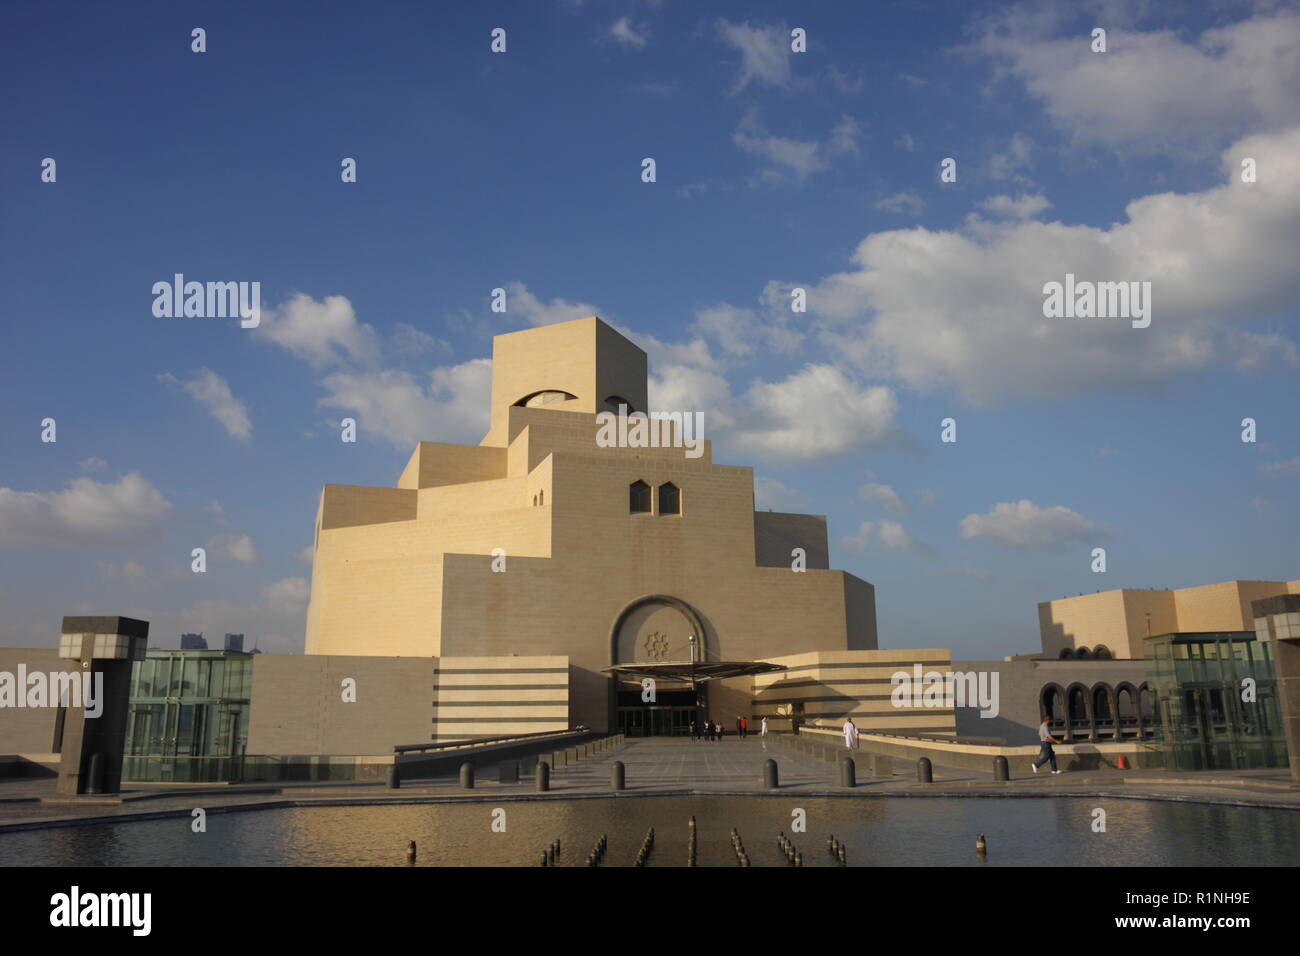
{"left": 0, "top": 735, "right": 1297, "bottom": 833}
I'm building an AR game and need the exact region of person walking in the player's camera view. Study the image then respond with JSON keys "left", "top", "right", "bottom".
{"left": 690, "top": 719, "right": 698, "bottom": 742}
{"left": 740, "top": 717, "right": 747, "bottom": 739}
{"left": 760, "top": 716, "right": 768, "bottom": 737}
{"left": 736, "top": 717, "right": 743, "bottom": 739}
{"left": 1032, "top": 717, "right": 1062, "bottom": 774}
{"left": 842, "top": 716, "right": 859, "bottom": 750}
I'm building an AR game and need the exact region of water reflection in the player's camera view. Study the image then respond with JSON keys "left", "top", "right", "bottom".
{"left": 0, "top": 797, "right": 1296, "bottom": 867}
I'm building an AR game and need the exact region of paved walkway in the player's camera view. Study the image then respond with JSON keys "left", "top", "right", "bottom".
{"left": 1, "top": 737, "right": 1296, "bottom": 832}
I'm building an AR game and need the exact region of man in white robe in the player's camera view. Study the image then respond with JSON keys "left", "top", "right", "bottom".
{"left": 843, "top": 717, "right": 859, "bottom": 750}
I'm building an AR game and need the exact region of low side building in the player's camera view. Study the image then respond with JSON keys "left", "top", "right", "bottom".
{"left": 953, "top": 658, "right": 1152, "bottom": 746}
{"left": 1038, "top": 579, "right": 1300, "bottom": 660}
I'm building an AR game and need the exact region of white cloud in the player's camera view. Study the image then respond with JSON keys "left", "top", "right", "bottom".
{"left": 505, "top": 281, "right": 603, "bottom": 328}
{"left": 98, "top": 560, "right": 148, "bottom": 581}
{"left": 960, "top": 499, "right": 1106, "bottom": 550}
{"left": 753, "top": 476, "right": 811, "bottom": 512}
{"left": 392, "top": 323, "right": 451, "bottom": 357}
{"left": 809, "top": 126, "right": 1300, "bottom": 404}
{"left": 731, "top": 364, "right": 898, "bottom": 460}
{"left": 691, "top": 298, "right": 803, "bottom": 358}
{"left": 159, "top": 368, "right": 252, "bottom": 441}
{"left": 260, "top": 576, "right": 310, "bottom": 607}
{"left": 255, "top": 293, "right": 381, "bottom": 369}
{"left": 733, "top": 112, "right": 860, "bottom": 182}
{"left": 208, "top": 533, "right": 259, "bottom": 564}
{"left": 984, "top": 132, "right": 1035, "bottom": 182}
{"left": 717, "top": 19, "right": 794, "bottom": 92}
{"left": 842, "top": 519, "right": 932, "bottom": 553}
{"left": 979, "top": 193, "right": 1051, "bottom": 219}
{"left": 859, "top": 482, "right": 910, "bottom": 515}
{"left": 319, "top": 358, "right": 492, "bottom": 448}
{"left": 0, "top": 473, "right": 171, "bottom": 548}
{"left": 610, "top": 17, "right": 649, "bottom": 48}
{"left": 78, "top": 457, "right": 107, "bottom": 471}
{"left": 976, "top": 10, "right": 1300, "bottom": 151}
{"left": 295, "top": 545, "right": 315, "bottom": 564}
{"left": 1261, "top": 458, "right": 1300, "bottom": 476}
{"left": 875, "top": 191, "right": 925, "bottom": 215}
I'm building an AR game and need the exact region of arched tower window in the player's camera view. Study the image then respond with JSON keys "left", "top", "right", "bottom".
{"left": 629, "top": 480, "right": 651, "bottom": 514}
{"left": 658, "top": 482, "right": 680, "bottom": 515}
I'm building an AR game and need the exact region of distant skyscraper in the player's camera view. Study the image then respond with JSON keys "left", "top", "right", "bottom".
{"left": 223, "top": 633, "right": 245, "bottom": 652}
{"left": 180, "top": 633, "right": 207, "bottom": 650}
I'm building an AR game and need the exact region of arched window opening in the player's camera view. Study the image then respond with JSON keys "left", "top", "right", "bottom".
{"left": 629, "top": 480, "right": 651, "bottom": 514}
{"left": 605, "top": 395, "right": 637, "bottom": 413}
{"left": 515, "top": 389, "right": 578, "bottom": 408}
{"left": 1094, "top": 644, "right": 1112, "bottom": 660}
{"left": 658, "top": 482, "right": 680, "bottom": 515}
{"left": 1076, "top": 645, "right": 1092, "bottom": 660}
{"left": 538, "top": 489, "right": 544, "bottom": 507}
{"left": 1059, "top": 647, "right": 1074, "bottom": 660}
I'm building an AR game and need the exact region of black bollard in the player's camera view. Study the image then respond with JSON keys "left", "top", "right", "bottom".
{"left": 993, "top": 755, "right": 1010, "bottom": 782}
{"left": 86, "top": 752, "right": 104, "bottom": 795}
{"left": 536, "top": 760, "right": 550, "bottom": 792}
{"left": 611, "top": 760, "right": 625, "bottom": 791}
{"left": 839, "top": 755, "right": 856, "bottom": 788}
{"left": 460, "top": 762, "right": 475, "bottom": 789}
{"left": 764, "top": 758, "right": 779, "bottom": 789}
{"left": 917, "top": 757, "right": 933, "bottom": 783}
{"left": 387, "top": 764, "right": 400, "bottom": 790}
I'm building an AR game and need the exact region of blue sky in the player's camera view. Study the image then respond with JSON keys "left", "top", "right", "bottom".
{"left": 2, "top": 0, "right": 1298, "bottom": 656}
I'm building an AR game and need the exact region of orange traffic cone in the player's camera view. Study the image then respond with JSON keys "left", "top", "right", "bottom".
{"left": 1116, "top": 754, "right": 1127, "bottom": 770}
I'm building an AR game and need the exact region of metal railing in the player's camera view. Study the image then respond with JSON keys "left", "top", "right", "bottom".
{"left": 394, "top": 727, "right": 587, "bottom": 755}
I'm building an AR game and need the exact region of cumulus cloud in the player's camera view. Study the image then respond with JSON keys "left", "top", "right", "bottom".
{"left": 504, "top": 281, "right": 603, "bottom": 328}
{"left": 717, "top": 19, "right": 794, "bottom": 92}
{"left": 319, "top": 359, "right": 492, "bottom": 448}
{"left": 979, "top": 193, "right": 1051, "bottom": 219}
{"left": 691, "top": 298, "right": 803, "bottom": 358}
{"left": 159, "top": 368, "right": 252, "bottom": 441}
{"left": 733, "top": 112, "right": 859, "bottom": 182}
{"left": 753, "top": 476, "right": 811, "bottom": 512}
{"left": 609, "top": 17, "right": 649, "bottom": 48}
{"left": 98, "top": 560, "right": 148, "bottom": 581}
{"left": 730, "top": 364, "right": 898, "bottom": 460}
{"left": 809, "top": 125, "right": 1300, "bottom": 404}
{"left": 256, "top": 293, "right": 381, "bottom": 368}
{"left": 960, "top": 499, "right": 1106, "bottom": 550}
{"left": 875, "top": 192, "right": 925, "bottom": 215}
{"left": 208, "top": 533, "right": 259, "bottom": 564}
{"left": 842, "top": 518, "right": 933, "bottom": 553}
{"left": 859, "top": 482, "right": 910, "bottom": 515}
{"left": 975, "top": 9, "right": 1300, "bottom": 152}
{"left": 0, "top": 473, "right": 171, "bottom": 548}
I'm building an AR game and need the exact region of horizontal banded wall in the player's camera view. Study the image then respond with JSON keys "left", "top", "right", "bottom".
{"left": 432, "top": 656, "right": 570, "bottom": 742}
{"left": 753, "top": 649, "right": 956, "bottom": 735}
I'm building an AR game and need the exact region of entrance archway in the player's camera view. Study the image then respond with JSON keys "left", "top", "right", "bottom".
{"left": 607, "top": 595, "right": 708, "bottom": 736}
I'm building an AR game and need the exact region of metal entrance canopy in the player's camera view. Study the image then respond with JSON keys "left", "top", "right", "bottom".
{"left": 602, "top": 660, "right": 787, "bottom": 684}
